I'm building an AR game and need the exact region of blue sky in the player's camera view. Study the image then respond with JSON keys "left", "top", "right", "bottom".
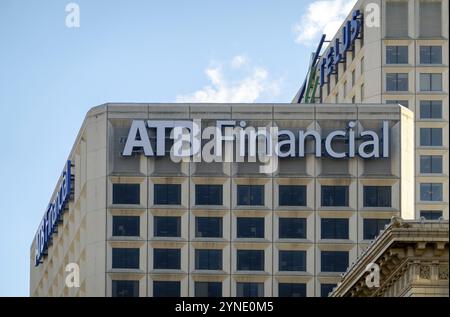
{"left": 0, "top": 0, "right": 355, "bottom": 296}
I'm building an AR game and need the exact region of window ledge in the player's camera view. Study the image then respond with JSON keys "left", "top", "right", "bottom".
{"left": 150, "top": 237, "right": 186, "bottom": 242}
{"left": 191, "top": 270, "right": 227, "bottom": 275}
{"left": 108, "top": 269, "right": 145, "bottom": 274}
{"left": 233, "top": 238, "right": 271, "bottom": 243}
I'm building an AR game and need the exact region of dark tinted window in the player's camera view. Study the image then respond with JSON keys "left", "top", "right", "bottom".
{"left": 236, "top": 283, "right": 264, "bottom": 297}
{"left": 195, "top": 249, "right": 222, "bottom": 270}
{"left": 153, "top": 249, "right": 181, "bottom": 269}
{"left": 363, "top": 219, "right": 391, "bottom": 240}
{"left": 386, "top": 46, "right": 408, "bottom": 64}
{"left": 153, "top": 281, "right": 180, "bottom": 297}
{"left": 278, "top": 283, "right": 306, "bottom": 297}
{"left": 321, "top": 251, "right": 349, "bottom": 272}
{"left": 321, "top": 218, "right": 349, "bottom": 239}
{"left": 195, "top": 217, "right": 222, "bottom": 238}
{"left": 420, "top": 46, "right": 442, "bottom": 64}
{"left": 195, "top": 185, "right": 223, "bottom": 205}
{"left": 420, "top": 183, "right": 443, "bottom": 201}
{"left": 112, "top": 248, "right": 139, "bottom": 269}
{"left": 112, "top": 216, "right": 140, "bottom": 236}
{"left": 420, "top": 73, "right": 442, "bottom": 91}
{"left": 279, "top": 185, "right": 306, "bottom": 206}
{"left": 112, "top": 280, "right": 139, "bottom": 297}
{"left": 363, "top": 186, "right": 391, "bottom": 207}
{"left": 420, "top": 155, "right": 443, "bottom": 173}
{"left": 386, "top": 73, "right": 408, "bottom": 91}
{"left": 420, "top": 100, "right": 442, "bottom": 119}
{"left": 195, "top": 282, "right": 222, "bottom": 297}
{"left": 237, "top": 185, "right": 264, "bottom": 206}
{"left": 113, "top": 184, "right": 140, "bottom": 204}
{"left": 321, "top": 186, "right": 349, "bottom": 206}
{"left": 321, "top": 284, "right": 337, "bottom": 297}
{"left": 420, "top": 128, "right": 442, "bottom": 146}
{"left": 237, "top": 250, "right": 264, "bottom": 271}
{"left": 279, "top": 218, "right": 306, "bottom": 239}
{"left": 420, "top": 210, "right": 443, "bottom": 220}
{"left": 154, "top": 184, "right": 181, "bottom": 205}
{"left": 237, "top": 217, "right": 264, "bottom": 238}
{"left": 154, "top": 216, "right": 181, "bottom": 237}
{"left": 279, "top": 251, "right": 306, "bottom": 271}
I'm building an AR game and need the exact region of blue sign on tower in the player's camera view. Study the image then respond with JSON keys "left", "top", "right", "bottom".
{"left": 34, "top": 160, "right": 73, "bottom": 266}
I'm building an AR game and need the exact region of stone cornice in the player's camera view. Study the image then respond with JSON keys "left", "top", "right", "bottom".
{"left": 330, "top": 218, "right": 449, "bottom": 297}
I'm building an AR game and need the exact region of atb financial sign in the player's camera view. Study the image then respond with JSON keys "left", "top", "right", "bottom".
{"left": 122, "top": 119, "right": 390, "bottom": 166}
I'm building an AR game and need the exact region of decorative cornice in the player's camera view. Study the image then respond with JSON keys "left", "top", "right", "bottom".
{"left": 330, "top": 218, "right": 449, "bottom": 297}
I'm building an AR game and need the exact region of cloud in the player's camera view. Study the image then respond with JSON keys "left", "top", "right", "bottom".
{"left": 231, "top": 55, "right": 247, "bottom": 69}
{"left": 293, "top": 0, "right": 357, "bottom": 45}
{"left": 176, "top": 56, "right": 281, "bottom": 103}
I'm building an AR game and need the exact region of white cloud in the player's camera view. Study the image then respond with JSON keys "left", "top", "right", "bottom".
{"left": 293, "top": 0, "right": 357, "bottom": 45}
{"left": 176, "top": 57, "right": 281, "bottom": 103}
{"left": 231, "top": 55, "right": 247, "bottom": 69}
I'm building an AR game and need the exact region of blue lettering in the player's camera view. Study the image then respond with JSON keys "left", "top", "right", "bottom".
{"left": 34, "top": 161, "right": 73, "bottom": 266}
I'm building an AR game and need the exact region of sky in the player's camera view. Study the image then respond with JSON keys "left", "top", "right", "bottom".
{"left": 0, "top": 0, "right": 356, "bottom": 296}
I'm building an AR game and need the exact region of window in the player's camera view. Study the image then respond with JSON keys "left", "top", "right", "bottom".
{"left": 420, "top": 46, "right": 442, "bottom": 64}
{"left": 278, "top": 283, "right": 306, "bottom": 297}
{"left": 420, "top": 128, "right": 442, "bottom": 146}
{"left": 321, "top": 251, "right": 349, "bottom": 272}
{"left": 363, "top": 186, "right": 391, "bottom": 207}
{"left": 321, "top": 218, "right": 349, "bottom": 239}
{"left": 195, "top": 249, "right": 222, "bottom": 270}
{"left": 420, "top": 155, "right": 443, "bottom": 174}
{"left": 113, "top": 184, "right": 140, "bottom": 204}
{"left": 112, "top": 248, "right": 139, "bottom": 269}
{"left": 420, "top": 101, "right": 442, "bottom": 119}
{"left": 154, "top": 216, "right": 181, "bottom": 237}
{"left": 279, "top": 218, "right": 306, "bottom": 239}
{"left": 352, "top": 96, "right": 356, "bottom": 104}
{"left": 195, "top": 185, "right": 223, "bottom": 205}
{"left": 386, "top": 46, "right": 408, "bottom": 64}
{"left": 112, "top": 280, "right": 139, "bottom": 297}
{"left": 386, "top": 73, "right": 408, "bottom": 91}
{"left": 363, "top": 219, "right": 391, "bottom": 240}
{"left": 279, "top": 185, "right": 306, "bottom": 206}
{"left": 361, "top": 57, "right": 364, "bottom": 75}
{"left": 236, "top": 283, "right": 264, "bottom": 297}
{"left": 420, "top": 183, "right": 443, "bottom": 201}
{"left": 153, "top": 249, "right": 181, "bottom": 270}
{"left": 360, "top": 84, "right": 365, "bottom": 102}
{"left": 352, "top": 70, "right": 356, "bottom": 86}
{"left": 153, "top": 281, "right": 180, "bottom": 297}
{"left": 343, "top": 80, "right": 347, "bottom": 99}
{"left": 195, "top": 217, "right": 222, "bottom": 238}
{"left": 420, "top": 2, "right": 442, "bottom": 37}
{"left": 154, "top": 184, "right": 181, "bottom": 205}
{"left": 386, "top": 2, "right": 408, "bottom": 37}
{"left": 237, "top": 250, "right": 264, "bottom": 271}
{"left": 420, "top": 210, "right": 443, "bottom": 220}
{"left": 386, "top": 100, "right": 409, "bottom": 107}
{"left": 237, "top": 217, "right": 264, "bottom": 238}
{"left": 321, "top": 284, "right": 337, "bottom": 297}
{"left": 420, "top": 73, "right": 442, "bottom": 91}
{"left": 195, "top": 282, "right": 222, "bottom": 297}
{"left": 279, "top": 251, "right": 306, "bottom": 271}
{"left": 321, "top": 186, "right": 349, "bottom": 207}
{"left": 237, "top": 185, "right": 264, "bottom": 206}
{"left": 112, "top": 216, "right": 140, "bottom": 236}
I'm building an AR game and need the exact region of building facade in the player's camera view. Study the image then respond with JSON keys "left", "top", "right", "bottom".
{"left": 330, "top": 218, "right": 449, "bottom": 297}
{"left": 294, "top": 0, "right": 449, "bottom": 220}
{"left": 30, "top": 103, "right": 414, "bottom": 297}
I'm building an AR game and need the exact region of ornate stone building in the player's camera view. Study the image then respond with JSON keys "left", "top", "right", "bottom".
{"left": 330, "top": 218, "right": 448, "bottom": 297}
